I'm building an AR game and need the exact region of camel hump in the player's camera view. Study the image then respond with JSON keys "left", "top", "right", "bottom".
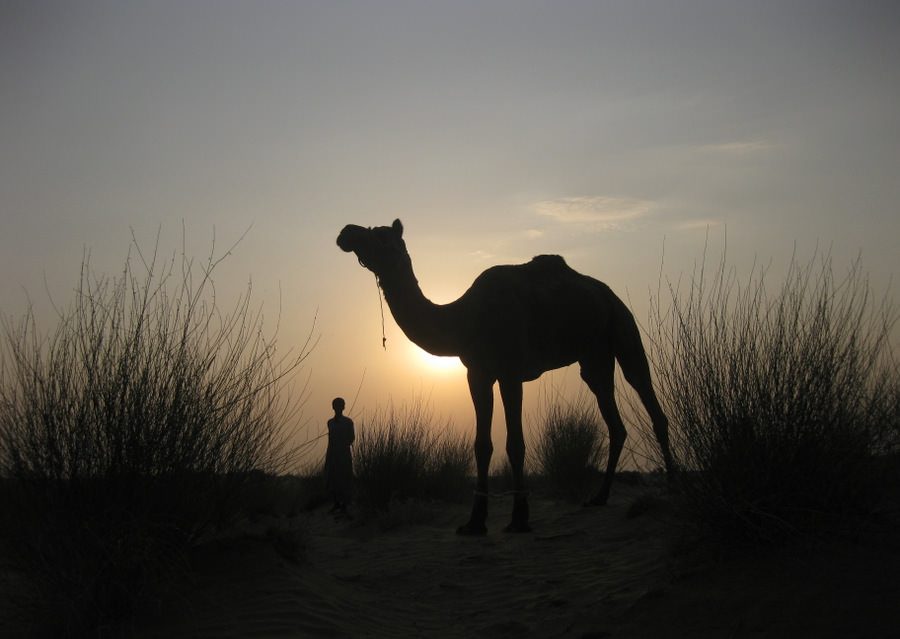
{"left": 527, "top": 254, "right": 570, "bottom": 270}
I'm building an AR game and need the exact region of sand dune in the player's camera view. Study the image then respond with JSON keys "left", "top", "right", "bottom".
{"left": 130, "top": 484, "right": 900, "bottom": 638}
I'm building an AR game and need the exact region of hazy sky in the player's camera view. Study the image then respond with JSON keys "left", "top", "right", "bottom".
{"left": 2, "top": 1, "right": 899, "bottom": 463}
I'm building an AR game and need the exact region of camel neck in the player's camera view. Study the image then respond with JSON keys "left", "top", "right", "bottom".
{"left": 378, "top": 262, "right": 462, "bottom": 357}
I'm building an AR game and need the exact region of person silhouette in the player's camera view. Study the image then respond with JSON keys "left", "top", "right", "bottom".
{"left": 325, "top": 397, "right": 355, "bottom": 515}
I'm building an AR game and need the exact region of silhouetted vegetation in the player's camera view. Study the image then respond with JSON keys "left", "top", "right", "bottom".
{"left": 644, "top": 251, "right": 899, "bottom": 544}
{"left": 353, "top": 402, "right": 472, "bottom": 512}
{"left": 533, "top": 397, "right": 607, "bottom": 501}
{"left": 0, "top": 238, "right": 311, "bottom": 634}
{"left": 425, "top": 427, "right": 474, "bottom": 503}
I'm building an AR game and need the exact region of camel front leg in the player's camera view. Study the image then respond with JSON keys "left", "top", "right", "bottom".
{"left": 500, "top": 378, "right": 531, "bottom": 533}
{"left": 457, "top": 368, "right": 494, "bottom": 536}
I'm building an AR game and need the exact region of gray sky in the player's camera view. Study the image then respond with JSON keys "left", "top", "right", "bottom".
{"left": 2, "top": 1, "right": 899, "bottom": 458}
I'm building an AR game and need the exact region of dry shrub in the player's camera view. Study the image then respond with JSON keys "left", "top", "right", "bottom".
{"left": 353, "top": 402, "right": 471, "bottom": 512}
{"left": 533, "top": 396, "right": 607, "bottom": 501}
{"left": 424, "top": 427, "right": 473, "bottom": 503}
{"left": 0, "top": 235, "right": 311, "bottom": 633}
{"left": 644, "top": 250, "right": 898, "bottom": 544}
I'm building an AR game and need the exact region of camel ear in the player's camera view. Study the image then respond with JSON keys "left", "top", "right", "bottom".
{"left": 392, "top": 219, "right": 404, "bottom": 237}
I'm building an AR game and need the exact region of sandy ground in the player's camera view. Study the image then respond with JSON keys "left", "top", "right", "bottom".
{"left": 125, "top": 484, "right": 900, "bottom": 639}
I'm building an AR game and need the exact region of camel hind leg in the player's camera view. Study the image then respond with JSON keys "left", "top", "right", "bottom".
{"left": 580, "top": 353, "right": 627, "bottom": 506}
{"left": 614, "top": 317, "right": 676, "bottom": 479}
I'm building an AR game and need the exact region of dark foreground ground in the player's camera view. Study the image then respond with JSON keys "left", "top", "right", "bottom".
{"left": 3, "top": 479, "right": 899, "bottom": 638}
{"left": 141, "top": 482, "right": 900, "bottom": 638}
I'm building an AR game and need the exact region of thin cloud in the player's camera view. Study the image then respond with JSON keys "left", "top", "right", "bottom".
{"left": 468, "top": 249, "right": 495, "bottom": 262}
{"left": 533, "top": 196, "right": 654, "bottom": 225}
{"left": 697, "top": 140, "right": 773, "bottom": 154}
{"left": 675, "top": 217, "right": 724, "bottom": 231}
{"left": 524, "top": 229, "right": 544, "bottom": 239}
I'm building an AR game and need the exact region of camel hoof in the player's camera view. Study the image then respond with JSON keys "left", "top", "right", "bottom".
{"left": 456, "top": 522, "right": 487, "bottom": 536}
{"left": 502, "top": 521, "right": 532, "bottom": 533}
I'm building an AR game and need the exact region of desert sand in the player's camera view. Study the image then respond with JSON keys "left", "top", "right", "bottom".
{"left": 128, "top": 482, "right": 900, "bottom": 639}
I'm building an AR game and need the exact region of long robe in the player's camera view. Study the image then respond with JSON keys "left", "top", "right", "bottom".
{"left": 325, "top": 415, "right": 355, "bottom": 502}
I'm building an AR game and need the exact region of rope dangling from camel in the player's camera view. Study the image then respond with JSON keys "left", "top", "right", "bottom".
{"left": 374, "top": 274, "right": 387, "bottom": 349}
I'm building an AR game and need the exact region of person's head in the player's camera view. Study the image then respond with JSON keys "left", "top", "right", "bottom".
{"left": 332, "top": 397, "right": 346, "bottom": 414}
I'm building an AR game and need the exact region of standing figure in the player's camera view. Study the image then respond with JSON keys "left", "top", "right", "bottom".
{"left": 325, "top": 397, "right": 355, "bottom": 514}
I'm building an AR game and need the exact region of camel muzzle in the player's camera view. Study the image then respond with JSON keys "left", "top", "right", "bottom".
{"left": 336, "top": 228, "right": 354, "bottom": 252}
{"left": 337, "top": 224, "right": 372, "bottom": 251}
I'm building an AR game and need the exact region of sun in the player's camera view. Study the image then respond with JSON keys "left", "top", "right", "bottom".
{"left": 411, "top": 344, "right": 465, "bottom": 374}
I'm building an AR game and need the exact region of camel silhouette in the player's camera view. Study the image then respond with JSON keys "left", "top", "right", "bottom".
{"left": 337, "top": 219, "right": 675, "bottom": 535}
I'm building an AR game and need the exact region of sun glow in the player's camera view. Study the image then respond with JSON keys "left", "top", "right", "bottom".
{"left": 411, "top": 345, "right": 465, "bottom": 374}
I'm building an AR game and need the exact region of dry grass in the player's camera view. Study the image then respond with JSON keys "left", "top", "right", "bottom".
{"left": 352, "top": 402, "right": 472, "bottom": 513}
{"left": 0, "top": 235, "right": 312, "bottom": 634}
{"left": 532, "top": 396, "right": 607, "bottom": 501}
{"left": 643, "top": 250, "right": 899, "bottom": 544}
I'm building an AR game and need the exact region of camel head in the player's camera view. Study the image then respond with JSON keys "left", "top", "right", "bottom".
{"left": 337, "top": 219, "right": 411, "bottom": 281}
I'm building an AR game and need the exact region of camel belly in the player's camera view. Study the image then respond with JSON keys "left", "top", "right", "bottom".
{"left": 462, "top": 336, "right": 581, "bottom": 382}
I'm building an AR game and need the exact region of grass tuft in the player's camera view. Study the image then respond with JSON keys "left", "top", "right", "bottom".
{"left": 352, "top": 402, "right": 471, "bottom": 513}
{"left": 533, "top": 397, "right": 607, "bottom": 501}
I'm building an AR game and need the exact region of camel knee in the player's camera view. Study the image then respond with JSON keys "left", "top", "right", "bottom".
{"left": 608, "top": 423, "right": 627, "bottom": 455}
{"left": 506, "top": 437, "right": 525, "bottom": 464}
{"left": 653, "top": 418, "right": 670, "bottom": 447}
{"left": 474, "top": 435, "right": 493, "bottom": 461}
